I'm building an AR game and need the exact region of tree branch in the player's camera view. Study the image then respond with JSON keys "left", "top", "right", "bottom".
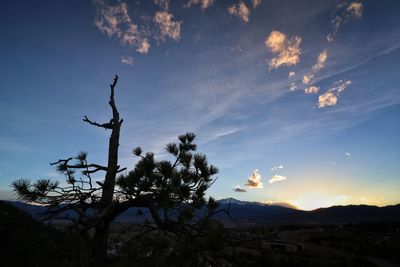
{"left": 83, "top": 116, "right": 114, "bottom": 130}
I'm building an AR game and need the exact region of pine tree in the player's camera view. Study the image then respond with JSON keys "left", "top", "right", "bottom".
{"left": 12, "top": 76, "right": 222, "bottom": 266}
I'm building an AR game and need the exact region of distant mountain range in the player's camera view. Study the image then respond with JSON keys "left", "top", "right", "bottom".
{"left": 5, "top": 198, "right": 400, "bottom": 226}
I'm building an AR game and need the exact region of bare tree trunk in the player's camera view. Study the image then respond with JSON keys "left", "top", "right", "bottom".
{"left": 84, "top": 75, "right": 123, "bottom": 266}
{"left": 100, "top": 75, "right": 122, "bottom": 208}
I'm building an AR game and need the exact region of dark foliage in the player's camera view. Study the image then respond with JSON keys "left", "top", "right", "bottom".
{"left": 0, "top": 201, "right": 84, "bottom": 267}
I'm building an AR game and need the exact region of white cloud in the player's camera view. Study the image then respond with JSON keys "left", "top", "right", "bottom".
{"left": 318, "top": 80, "right": 352, "bottom": 108}
{"left": 185, "top": 0, "right": 214, "bottom": 10}
{"left": 265, "top": 31, "right": 302, "bottom": 69}
{"left": 327, "top": 2, "right": 363, "bottom": 42}
{"left": 288, "top": 71, "right": 295, "bottom": 78}
{"left": 154, "top": 11, "right": 182, "bottom": 41}
{"left": 271, "top": 165, "right": 283, "bottom": 171}
{"left": 305, "top": 86, "right": 320, "bottom": 94}
{"left": 269, "top": 174, "right": 286, "bottom": 184}
{"left": 233, "top": 185, "right": 246, "bottom": 192}
{"left": 289, "top": 82, "right": 297, "bottom": 91}
{"left": 228, "top": 2, "right": 250, "bottom": 23}
{"left": 303, "top": 49, "right": 328, "bottom": 85}
{"left": 245, "top": 169, "right": 263, "bottom": 189}
{"left": 121, "top": 56, "right": 134, "bottom": 65}
{"left": 345, "top": 152, "right": 351, "bottom": 157}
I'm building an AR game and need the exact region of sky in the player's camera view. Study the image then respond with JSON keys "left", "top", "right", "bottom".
{"left": 1, "top": 0, "right": 399, "bottom": 210}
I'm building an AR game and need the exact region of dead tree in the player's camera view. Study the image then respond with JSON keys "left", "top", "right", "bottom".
{"left": 12, "top": 76, "right": 223, "bottom": 266}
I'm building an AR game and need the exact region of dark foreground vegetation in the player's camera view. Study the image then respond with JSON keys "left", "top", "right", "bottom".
{"left": 2, "top": 201, "right": 400, "bottom": 267}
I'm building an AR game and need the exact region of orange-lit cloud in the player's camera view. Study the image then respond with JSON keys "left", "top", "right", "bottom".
{"left": 305, "top": 86, "right": 320, "bottom": 94}
{"left": 185, "top": 0, "right": 214, "bottom": 10}
{"left": 269, "top": 174, "right": 286, "bottom": 184}
{"left": 327, "top": 2, "right": 363, "bottom": 41}
{"left": 154, "top": 11, "right": 182, "bottom": 41}
{"left": 94, "top": 1, "right": 150, "bottom": 54}
{"left": 318, "top": 91, "right": 337, "bottom": 108}
{"left": 303, "top": 49, "right": 328, "bottom": 85}
{"left": 228, "top": 2, "right": 250, "bottom": 23}
{"left": 136, "top": 39, "right": 151, "bottom": 54}
{"left": 318, "top": 80, "right": 352, "bottom": 108}
{"left": 252, "top": 0, "right": 262, "bottom": 8}
{"left": 265, "top": 31, "right": 302, "bottom": 69}
{"left": 245, "top": 169, "right": 263, "bottom": 189}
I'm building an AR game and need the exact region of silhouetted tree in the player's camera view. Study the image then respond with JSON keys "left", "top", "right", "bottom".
{"left": 12, "top": 76, "right": 222, "bottom": 266}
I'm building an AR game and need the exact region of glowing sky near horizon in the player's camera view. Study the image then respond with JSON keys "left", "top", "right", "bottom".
{"left": 0, "top": 0, "right": 399, "bottom": 210}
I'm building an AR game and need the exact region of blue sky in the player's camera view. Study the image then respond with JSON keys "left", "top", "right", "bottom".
{"left": 1, "top": 0, "right": 399, "bottom": 210}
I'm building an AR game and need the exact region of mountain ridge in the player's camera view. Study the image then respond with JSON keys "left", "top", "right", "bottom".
{"left": 4, "top": 198, "right": 400, "bottom": 226}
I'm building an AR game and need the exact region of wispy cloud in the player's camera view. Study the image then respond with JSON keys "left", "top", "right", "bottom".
{"left": 245, "top": 169, "right": 263, "bottom": 189}
{"left": 288, "top": 71, "right": 295, "bottom": 78}
{"left": 327, "top": 1, "right": 363, "bottom": 42}
{"left": 233, "top": 185, "right": 246, "bottom": 192}
{"left": 252, "top": 0, "right": 262, "bottom": 9}
{"left": 0, "top": 139, "right": 28, "bottom": 152}
{"left": 318, "top": 80, "right": 352, "bottom": 108}
{"left": 94, "top": 0, "right": 151, "bottom": 54}
{"left": 271, "top": 165, "right": 283, "bottom": 171}
{"left": 154, "top": 11, "right": 182, "bottom": 41}
{"left": 154, "top": 0, "right": 170, "bottom": 11}
{"left": 121, "top": 56, "right": 134, "bottom": 65}
{"left": 305, "top": 86, "right": 320, "bottom": 94}
{"left": 228, "top": 2, "right": 250, "bottom": 23}
{"left": 269, "top": 174, "right": 286, "bottom": 184}
{"left": 265, "top": 31, "right": 302, "bottom": 69}
{"left": 345, "top": 152, "right": 351, "bottom": 157}
{"left": 303, "top": 49, "right": 328, "bottom": 85}
{"left": 185, "top": 0, "right": 214, "bottom": 10}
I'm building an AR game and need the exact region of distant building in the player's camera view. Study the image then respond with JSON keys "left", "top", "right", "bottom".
{"left": 261, "top": 241, "right": 304, "bottom": 254}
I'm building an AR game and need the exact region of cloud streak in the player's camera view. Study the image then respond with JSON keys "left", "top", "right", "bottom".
{"left": 327, "top": 1, "right": 363, "bottom": 42}
{"left": 121, "top": 56, "right": 133, "bottom": 65}
{"left": 271, "top": 165, "right": 283, "bottom": 171}
{"left": 303, "top": 49, "right": 328, "bottom": 85}
{"left": 269, "top": 174, "right": 286, "bottom": 184}
{"left": 265, "top": 31, "right": 302, "bottom": 69}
